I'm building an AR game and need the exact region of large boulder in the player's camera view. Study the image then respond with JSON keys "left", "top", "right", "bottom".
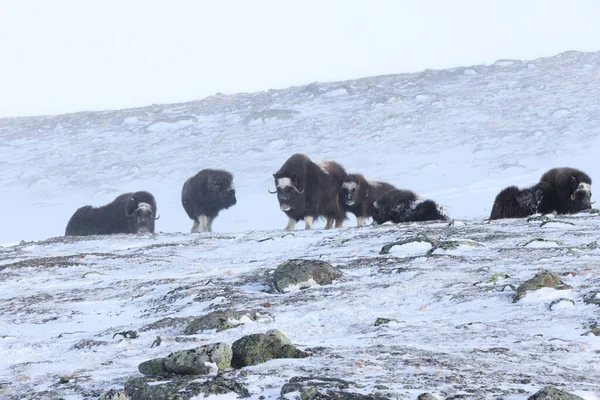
{"left": 138, "top": 342, "right": 232, "bottom": 376}
{"left": 122, "top": 376, "right": 248, "bottom": 400}
{"left": 273, "top": 259, "right": 342, "bottom": 293}
{"left": 527, "top": 386, "right": 584, "bottom": 400}
{"left": 280, "top": 376, "right": 391, "bottom": 399}
{"left": 513, "top": 270, "right": 571, "bottom": 302}
{"left": 231, "top": 329, "right": 308, "bottom": 368}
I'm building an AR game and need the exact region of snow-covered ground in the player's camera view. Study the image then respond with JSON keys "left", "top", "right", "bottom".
{"left": 1, "top": 50, "right": 600, "bottom": 399}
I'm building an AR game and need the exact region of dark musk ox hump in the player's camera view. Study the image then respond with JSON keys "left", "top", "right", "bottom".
{"left": 373, "top": 189, "right": 447, "bottom": 224}
{"left": 537, "top": 167, "right": 592, "bottom": 214}
{"left": 316, "top": 161, "right": 348, "bottom": 221}
{"left": 411, "top": 199, "right": 449, "bottom": 222}
{"left": 489, "top": 186, "right": 541, "bottom": 220}
{"left": 366, "top": 181, "right": 397, "bottom": 217}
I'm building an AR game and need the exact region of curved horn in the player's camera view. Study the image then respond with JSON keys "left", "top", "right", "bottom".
{"left": 154, "top": 214, "right": 160, "bottom": 220}
{"left": 268, "top": 188, "right": 278, "bottom": 194}
{"left": 294, "top": 187, "right": 305, "bottom": 195}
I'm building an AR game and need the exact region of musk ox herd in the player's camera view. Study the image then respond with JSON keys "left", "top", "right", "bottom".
{"left": 64, "top": 153, "right": 593, "bottom": 237}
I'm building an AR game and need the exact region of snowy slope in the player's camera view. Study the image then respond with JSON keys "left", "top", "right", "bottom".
{"left": 1, "top": 51, "right": 600, "bottom": 400}
{"left": 1, "top": 50, "right": 600, "bottom": 244}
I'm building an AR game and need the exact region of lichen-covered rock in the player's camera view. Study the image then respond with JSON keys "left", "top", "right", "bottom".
{"left": 138, "top": 358, "right": 167, "bottom": 376}
{"left": 123, "top": 376, "right": 249, "bottom": 400}
{"left": 280, "top": 376, "right": 390, "bottom": 399}
{"left": 513, "top": 270, "right": 571, "bottom": 302}
{"left": 273, "top": 259, "right": 342, "bottom": 293}
{"left": 139, "top": 342, "right": 232, "bottom": 376}
{"left": 231, "top": 329, "right": 308, "bottom": 368}
{"left": 99, "top": 389, "right": 131, "bottom": 400}
{"left": 185, "top": 309, "right": 269, "bottom": 334}
{"left": 527, "top": 386, "right": 584, "bottom": 400}
{"left": 374, "top": 318, "right": 400, "bottom": 326}
{"left": 417, "top": 393, "right": 438, "bottom": 400}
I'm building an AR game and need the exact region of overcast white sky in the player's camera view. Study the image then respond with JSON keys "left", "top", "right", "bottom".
{"left": 0, "top": 0, "right": 599, "bottom": 118}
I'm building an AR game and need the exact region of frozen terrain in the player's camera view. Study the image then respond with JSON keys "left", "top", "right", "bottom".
{"left": 1, "top": 50, "right": 600, "bottom": 399}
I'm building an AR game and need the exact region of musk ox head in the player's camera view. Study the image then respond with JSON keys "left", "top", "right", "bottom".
{"left": 341, "top": 180, "right": 359, "bottom": 207}
{"left": 570, "top": 179, "right": 592, "bottom": 212}
{"left": 270, "top": 176, "right": 306, "bottom": 213}
{"left": 126, "top": 202, "right": 156, "bottom": 233}
{"left": 208, "top": 172, "right": 237, "bottom": 209}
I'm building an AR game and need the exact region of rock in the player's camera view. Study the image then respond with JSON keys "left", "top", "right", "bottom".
{"left": 417, "top": 394, "right": 438, "bottom": 400}
{"left": 527, "top": 386, "right": 584, "bottom": 400}
{"left": 231, "top": 329, "right": 308, "bottom": 368}
{"left": 280, "top": 376, "right": 390, "bottom": 399}
{"left": 374, "top": 318, "right": 400, "bottom": 326}
{"left": 138, "top": 358, "right": 167, "bottom": 376}
{"left": 139, "top": 343, "right": 232, "bottom": 376}
{"left": 513, "top": 270, "right": 571, "bottom": 302}
{"left": 185, "top": 309, "right": 269, "bottom": 334}
{"left": 273, "top": 259, "right": 342, "bottom": 293}
{"left": 99, "top": 389, "right": 131, "bottom": 400}
{"left": 141, "top": 316, "right": 195, "bottom": 332}
{"left": 380, "top": 235, "right": 438, "bottom": 255}
{"left": 122, "top": 376, "right": 249, "bottom": 400}
{"left": 583, "top": 290, "right": 600, "bottom": 306}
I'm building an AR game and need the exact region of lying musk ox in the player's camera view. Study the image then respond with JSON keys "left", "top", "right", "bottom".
{"left": 372, "top": 189, "right": 448, "bottom": 224}
{"left": 340, "top": 173, "right": 396, "bottom": 227}
{"left": 270, "top": 153, "right": 347, "bottom": 230}
{"left": 181, "top": 169, "right": 237, "bottom": 232}
{"left": 489, "top": 167, "right": 592, "bottom": 220}
{"left": 65, "top": 191, "right": 159, "bottom": 236}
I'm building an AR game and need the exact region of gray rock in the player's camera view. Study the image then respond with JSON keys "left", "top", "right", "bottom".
{"left": 527, "top": 386, "right": 584, "bottom": 400}
{"left": 273, "top": 259, "right": 342, "bottom": 293}
{"left": 513, "top": 270, "right": 570, "bottom": 302}
{"left": 139, "top": 342, "right": 232, "bottom": 376}
{"left": 123, "top": 376, "right": 249, "bottom": 400}
{"left": 375, "top": 318, "right": 400, "bottom": 326}
{"left": 138, "top": 358, "right": 167, "bottom": 376}
{"left": 99, "top": 389, "right": 131, "bottom": 400}
{"left": 583, "top": 290, "right": 600, "bottom": 306}
{"left": 231, "top": 329, "right": 308, "bottom": 368}
{"left": 185, "top": 309, "right": 269, "bottom": 334}
{"left": 280, "top": 376, "right": 390, "bottom": 399}
{"left": 417, "top": 394, "right": 438, "bottom": 400}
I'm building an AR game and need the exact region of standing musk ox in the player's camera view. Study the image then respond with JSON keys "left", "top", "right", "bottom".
{"left": 340, "top": 173, "right": 396, "bottom": 227}
{"left": 372, "top": 189, "right": 449, "bottom": 225}
{"left": 181, "top": 169, "right": 237, "bottom": 232}
{"left": 270, "top": 153, "right": 347, "bottom": 230}
{"left": 489, "top": 167, "right": 592, "bottom": 220}
{"left": 65, "top": 191, "right": 159, "bottom": 236}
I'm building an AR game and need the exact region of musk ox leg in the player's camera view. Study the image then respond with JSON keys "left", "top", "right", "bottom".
{"left": 324, "top": 217, "right": 333, "bottom": 229}
{"left": 356, "top": 216, "right": 366, "bottom": 227}
{"left": 334, "top": 219, "right": 343, "bottom": 228}
{"left": 197, "top": 215, "right": 209, "bottom": 232}
{"left": 191, "top": 219, "right": 200, "bottom": 233}
{"left": 285, "top": 217, "right": 296, "bottom": 231}
{"left": 207, "top": 217, "right": 214, "bottom": 232}
{"left": 305, "top": 216, "right": 314, "bottom": 230}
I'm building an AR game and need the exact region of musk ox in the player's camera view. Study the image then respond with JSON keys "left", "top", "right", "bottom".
{"left": 340, "top": 173, "right": 396, "bottom": 227}
{"left": 372, "top": 189, "right": 449, "bottom": 225}
{"left": 489, "top": 167, "right": 592, "bottom": 220}
{"left": 270, "top": 153, "right": 347, "bottom": 230}
{"left": 181, "top": 169, "right": 237, "bottom": 232}
{"left": 65, "top": 191, "right": 159, "bottom": 236}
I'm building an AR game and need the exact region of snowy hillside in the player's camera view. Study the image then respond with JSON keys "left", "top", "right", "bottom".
{"left": 1, "top": 50, "right": 600, "bottom": 400}
{"left": 1, "top": 50, "right": 600, "bottom": 244}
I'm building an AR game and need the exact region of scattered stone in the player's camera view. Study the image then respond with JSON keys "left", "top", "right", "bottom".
{"left": 231, "top": 329, "right": 308, "bottom": 368}
{"left": 122, "top": 375, "right": 249, "bottom": 400}
{"left": 380, "top": 235, "right": 438, "bottom": 255}
{"left": 184, "top": 376, "right": 250, "bottom": 398}
{"left": 185, "top": 309, "right": 270, "bottom": 334}
{"left": 417, "top": 394, "right": 438, "bottom": 400}
{"left": 549, "top": 298, "right": 575, "bottom": 310}
{"left": 375, "top": 318, "right": 400, "bottom": 326}
{"left": 141, "top": 317, "right": 195, "bottom": 332}
{"left": 280, "top": 376, "right": 390, "bottom": 399}
{"left": 59, "top": 376, "right": 70, "bottom": 384}
{"left": 583, "top": 291, "right": 600, "bottom": 306}
{"left": 99, "top": 389, "right": 131, "bottom": 400}
{"left": 430, "top": 240, "right": 484, "bottom": 254}
{"left": 273, "top": 259, "right": 342, "bottom": 293}
{"left": 513, "top": 270, "right": 571, "bottom": 302}
{"left": 113, "top": 330, "right": 139, "bottom": 339}
{"left": 527, "top": 386, "right": 584, "bottom": 400}
{"left": 488, "top": 273, "right": 510, "bottom": 284}
{"left": 380, "top": 235, "right": 483, "bottom": 256}
{"left": 139, "top": 342, "right": 232, "bottom": 376}
{"left": 70, "top": 339, "right": 108, "bottom": 350}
